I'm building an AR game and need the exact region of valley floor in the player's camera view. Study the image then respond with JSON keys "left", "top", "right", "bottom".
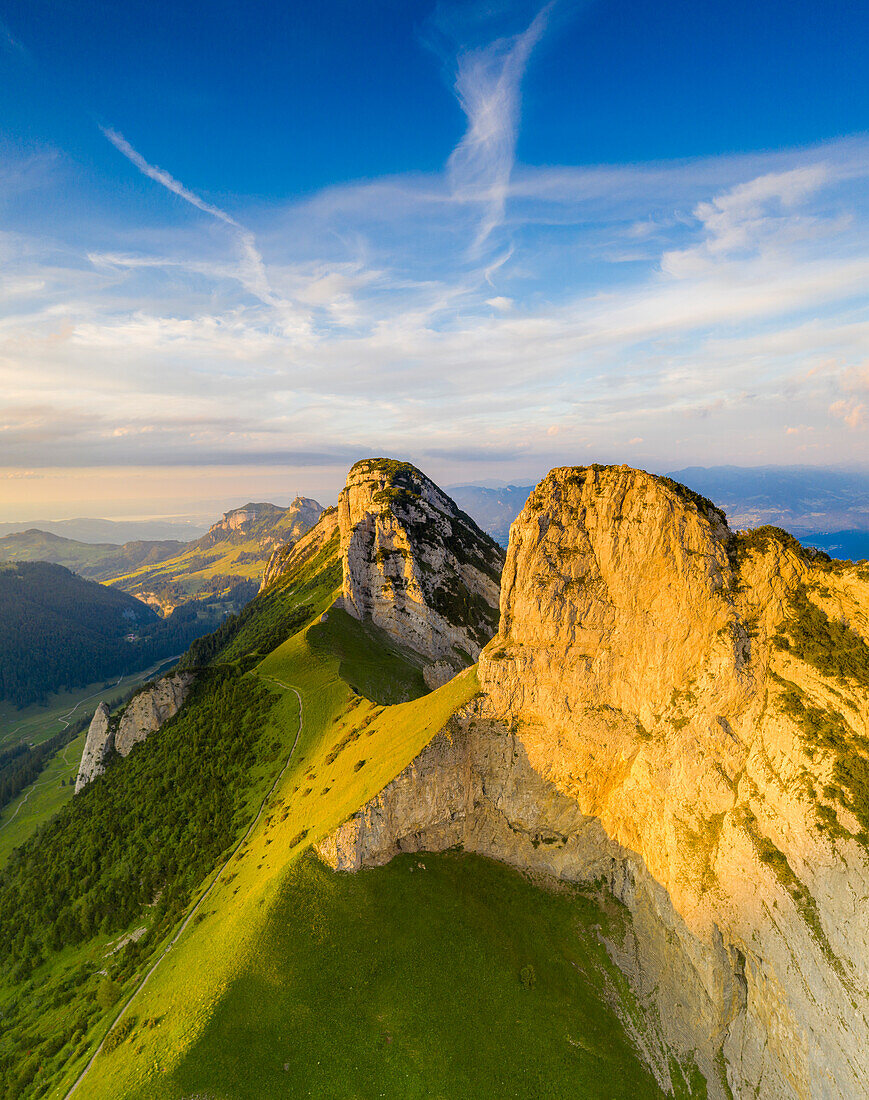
{"left": 0, "top": 656, "right": 183, "bottom": 867}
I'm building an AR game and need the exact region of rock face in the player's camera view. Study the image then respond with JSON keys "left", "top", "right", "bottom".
{"left": 336, "top": 459, "right": 504, "bottom": 682}
{"left": 197, "top": 497, "right": 322, "bottom": 553}
{"left": 318, "top": 465, "right": 869, "bottom": 1100}
{"left": 75, "top": 702, "right": 114, "bottom": 793}
{"left": 75, "top": 673, "right": 195, "bottom": 792}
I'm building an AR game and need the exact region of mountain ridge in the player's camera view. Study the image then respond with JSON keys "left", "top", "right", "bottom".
{"left": 2, "top": 459, "right": 868, "bottom": 1099}
{"left": 317, "top": 463, "right": 869, "bottom": 1098}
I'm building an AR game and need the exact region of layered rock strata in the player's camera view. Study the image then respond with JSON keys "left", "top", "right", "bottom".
{"left": 318, "top": 464, "right": 869, "bottom": 1100}
{"left": 75, "top": 672, "right": 195, "bottom": 792}
{"left": 199, "top": 496, "right": 322, "bottom": 553}
{"left": 337, "top": 459, "right": 504, "bottom": 683}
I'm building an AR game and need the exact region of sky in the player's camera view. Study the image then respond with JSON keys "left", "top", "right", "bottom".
{"left": 1, "top": 0, "right": 868, "bottom": 519}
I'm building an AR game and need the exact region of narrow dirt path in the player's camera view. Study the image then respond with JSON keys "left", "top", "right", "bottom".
{"left": 61, "top": 681, "right": 303, "bottom": 1099}
{"left": 0, "top": 774, "right": 57, "bottom": 831}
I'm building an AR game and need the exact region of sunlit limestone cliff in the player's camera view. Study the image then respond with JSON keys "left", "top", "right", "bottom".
{"left": 318, "top": 464, "right": 869, "bottom": 1100}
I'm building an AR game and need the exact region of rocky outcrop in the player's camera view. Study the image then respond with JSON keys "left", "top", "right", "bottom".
{"left": 75, "top": 702, "right": 114, "bottom": 792}
{"left": 75, "top": 673, "right": 195, "bottom": 792}
{"left": 336, "top": 459, "right": 504, "bottom": 681}
{"left": 196, "top": 497, "right": 322, "bottom": 553}
{"left": 318, "top": 465, "right": 869, "bottom": 1100}
{"left": 113, "top": 674, "right": 195, "bottom": 757}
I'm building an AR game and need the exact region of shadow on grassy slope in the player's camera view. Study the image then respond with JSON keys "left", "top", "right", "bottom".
{"left": 165, "top": 851, "right": 669, "bottom": 1100}
{"left": 71, "top": 624, "right": 479, "bottom": 1098}
{"left": 307, "top": 608, "right": 429, "bottom": 704}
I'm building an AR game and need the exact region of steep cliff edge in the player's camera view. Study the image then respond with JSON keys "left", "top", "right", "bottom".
{"left": 337, "top": 458, "right": 504, "bottom": 685}
{"left": 196, "top": 497, "right": 322, "bottom": 552}
{"left": 318, "top": 464, "right": 869, "bottom": 1099}
{"left": 75, "top": 673, "right": 195, "bottom": 792}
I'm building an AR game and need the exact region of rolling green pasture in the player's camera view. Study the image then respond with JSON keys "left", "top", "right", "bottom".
{"left": 134, "top": 852, "right": 669, "bottom": 1100}
{"left": 0, "top": 729, "right": 85, "bottom": 867}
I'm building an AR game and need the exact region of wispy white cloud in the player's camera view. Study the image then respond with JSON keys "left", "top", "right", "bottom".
{"left": 447, "top": 4, "right": 553, "bottom": 253}
{"left": 661, "top": 165, "right": 833, "bottom": 276}
{"left": 1, "top": 27, "right": 868, "bottom": 482}
{"left": 100, "top": 127, "right": 240, "bottom": 227}
{"left": 100, "top": 125, "right": 310, "bottom": 333}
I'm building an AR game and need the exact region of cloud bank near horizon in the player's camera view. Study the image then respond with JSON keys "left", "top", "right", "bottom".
{"left": 1, "top": 7, "right": 868, "bottom": 489}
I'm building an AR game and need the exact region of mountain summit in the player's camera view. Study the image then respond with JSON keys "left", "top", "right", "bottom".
{"left": 319, "top": 463, "right": 869, "bottom": 1099}
{"left": 337, "top": 459, "right": 504, "bottom": 684}
{"left": 5, "top": 462, "right": 868, "bottom": 1100}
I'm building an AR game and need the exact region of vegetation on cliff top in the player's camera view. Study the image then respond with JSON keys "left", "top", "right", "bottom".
{"left": 528, "top": 465, "right": 728, "bottom": 527}
{"left": 351, "top": 457, "right": 423, "bottom": 484}
{"left": 731, "top": 525, "right": 827, "bottom": 567}
{"left": 773, "top": 585, "right": 869, "bottom": 687}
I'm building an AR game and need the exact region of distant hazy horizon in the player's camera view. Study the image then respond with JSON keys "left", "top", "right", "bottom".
{"left": 3, "top": 461, "right": 869, "bottom": 532}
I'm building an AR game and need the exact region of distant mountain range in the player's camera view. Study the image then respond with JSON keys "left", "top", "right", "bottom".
{"left": 107, "top": 497, "right": 323, "bottom": 613}
{"left": 665, "top": 465, "right": 869, "bottom": 532}
{"left": 0, "top": 498, "right": 324, "bottom": 617}
{"left": 0, "top": 500, "right": 324, "bottom": 709}
{"left": 0, "top": 530, "right": 185, "bottom": 579}
{"left": 449, "top": 484, "right": 537, "bottom": 547}
{"left": 0, "top": 516, "right": 212, "bottom": 543}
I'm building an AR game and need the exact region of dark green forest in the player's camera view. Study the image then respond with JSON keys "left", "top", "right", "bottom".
{"left": 0, "top": 562, "right": 222, "bottom": 707}
{"left": 0, "top": 668, "right": 277, "bottom": 975}
{"left": 0, "top": 666, "right": 287, "bottom": 1099}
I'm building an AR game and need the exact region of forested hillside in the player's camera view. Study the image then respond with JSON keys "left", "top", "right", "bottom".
{"left": 0, "top": 563, "right": 218, "bottom": 707}
{"left": 0, "top": 530, "right": 183, "bottom": 579}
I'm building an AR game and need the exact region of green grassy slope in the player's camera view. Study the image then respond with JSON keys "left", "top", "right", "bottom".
{"left": 0, "top": 657, "right": 184, "bottom": 870}
{"left": 137, "top": 853, "right": 668, "bottom": 1100}
{"left": 0, "top": 509, "right": 684, "bottom": 1099}
{"left": 0, "top": 672, "right": 303, "bottom": 1100}
{"left": 0, "top": 730, "right": 84, "bottom": 867}
{"left": 69, "top": 613, "right": 676, "bottom": 1099}
{"left": 66, "top": 622, "right": 480, "bottom": 1098}
{"left": 108, "top": 500, "right": 322, "bottom": 613}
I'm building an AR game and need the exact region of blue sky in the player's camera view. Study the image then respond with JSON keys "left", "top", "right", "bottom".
{"left": 1, "top": 0, "right": 868, "bottom": 517}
